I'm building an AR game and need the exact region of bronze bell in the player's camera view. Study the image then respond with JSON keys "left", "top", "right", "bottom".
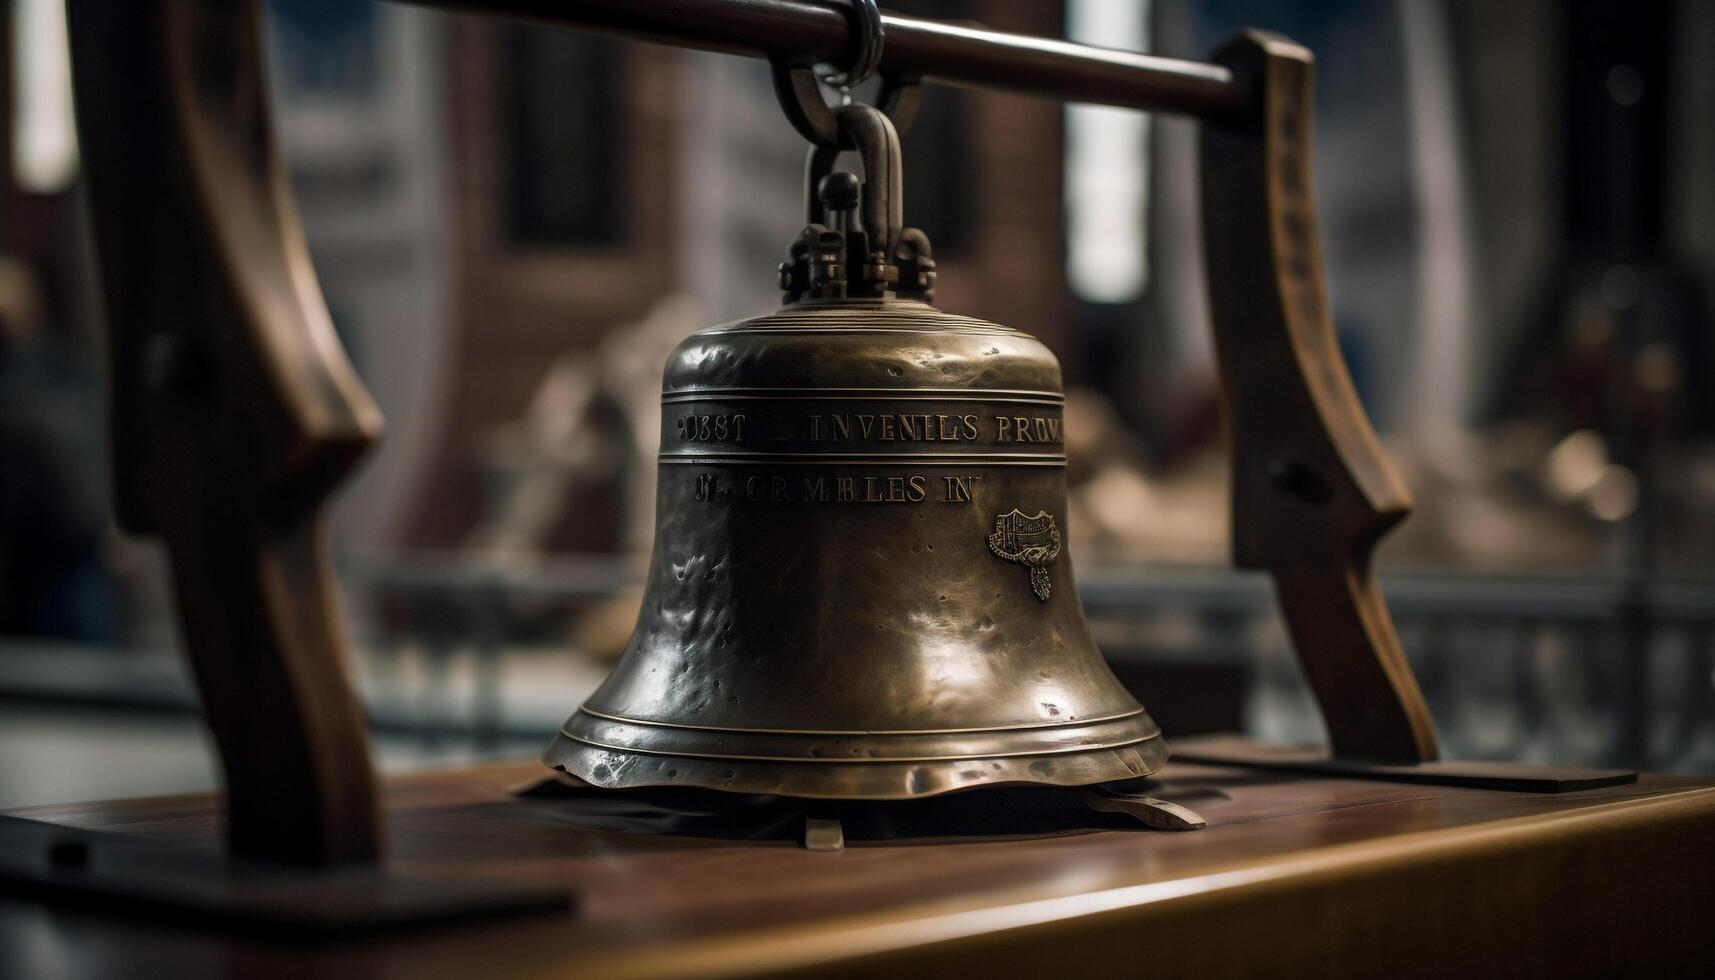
{"left": 543, "top": 104, "right": 1166, "bottom": 798}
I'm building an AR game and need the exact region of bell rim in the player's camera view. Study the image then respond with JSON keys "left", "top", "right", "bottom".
{"left": 558, "top": 704, "right": 1158, "bottom": 761}
{"left": 541, "top": 703, "right": 1168, "bottom": 800}
{"left": 540, "top": 731, "right": 1168, "bottom": 800}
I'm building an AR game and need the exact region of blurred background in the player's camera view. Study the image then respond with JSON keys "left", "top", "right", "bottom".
{"left": 2, "top": 0, "right": 1713, "bottom": 807}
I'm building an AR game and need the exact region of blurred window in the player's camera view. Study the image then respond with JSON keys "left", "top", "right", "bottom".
{"left": 500, "top": 25, "right": 627, "bottom": 248}
{"left": 12, "top": 0, "right": 78, "bottom": 193}
{"left": 1064, "top": 0, "right": 1150, "bottom": 303}
{"left": 892, "top": 0, "right": 972, "bottom": 257}
{"left": 267, "top": 0, "right": 379, "bottom": 94}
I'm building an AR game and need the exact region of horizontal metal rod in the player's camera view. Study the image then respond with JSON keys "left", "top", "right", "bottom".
{"left": 402, "top": 0, "right": 1243, "bottom": 117}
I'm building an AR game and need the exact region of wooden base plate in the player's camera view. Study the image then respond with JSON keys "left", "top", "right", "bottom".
{"left": 0, "top": 815, "right": 574, "bottom": 940}
{"left": 1171, "top": 734, "right": 1638, "bottom": 792}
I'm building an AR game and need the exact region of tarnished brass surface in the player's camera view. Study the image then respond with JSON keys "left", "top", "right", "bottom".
{"left": 544, "top": 300, "right": 1166, "bottom": 798}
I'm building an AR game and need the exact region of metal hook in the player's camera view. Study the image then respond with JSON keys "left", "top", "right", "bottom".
{"left": 770, "top": 59, "right": 921, "bottom": 148}
{"left": 801, "top": 104, "right": 903, "bottom": 253}
{"left": 816, "top": 0, "right": 884, "bottom": 89}
{"left": 770, "top": 0, "right": 920, "bottom": 148}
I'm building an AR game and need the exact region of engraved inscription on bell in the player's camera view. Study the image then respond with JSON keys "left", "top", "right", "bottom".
{"left": 988, "top": 508, "right": 1062, "bottom": 601}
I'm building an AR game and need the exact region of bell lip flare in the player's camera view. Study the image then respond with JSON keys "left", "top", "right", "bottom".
{"left": 541, "top": 710, "right": 1167, "bottom": 800}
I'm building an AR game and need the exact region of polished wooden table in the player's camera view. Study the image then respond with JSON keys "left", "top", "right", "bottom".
{"left": 3, "top": 753, "right": 1712, "bottom": 979}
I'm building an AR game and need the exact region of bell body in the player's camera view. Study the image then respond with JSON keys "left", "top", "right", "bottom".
{"left": 544, "top": 299, "right": 1166, "bottom": 798}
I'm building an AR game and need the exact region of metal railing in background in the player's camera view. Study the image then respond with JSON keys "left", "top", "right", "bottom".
{"left": 9, "top": 558, "right": 1706, "bottom": 772}
{"left": 338, "top": 557, "right": 1715, "bottom": 771}
{"left": 1080, "top": 567, "right": 1715, "bottom": 772}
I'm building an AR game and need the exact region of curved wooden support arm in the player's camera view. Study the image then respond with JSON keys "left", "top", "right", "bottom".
{"left": 1199, "top": 32, "right": 1439, "bottom": 763}
{"left": 67, "top": 0, "right": 384, "bottom": 864}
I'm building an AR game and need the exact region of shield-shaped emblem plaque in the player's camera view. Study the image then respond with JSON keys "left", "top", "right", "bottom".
{"left": 987, "top": 509, "right": 1062, "bottom": 601}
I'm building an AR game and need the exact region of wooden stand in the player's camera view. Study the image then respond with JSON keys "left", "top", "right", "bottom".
{"left": 21, "top": 0, "right": 1666, "bottom": 949}
{"left": 4, "top": 752, "right": 1710, "bottom": 977}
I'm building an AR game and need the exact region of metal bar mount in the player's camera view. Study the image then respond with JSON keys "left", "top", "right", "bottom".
{"left": 418, "top": 0, "right": 1243, "bottom": 117}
